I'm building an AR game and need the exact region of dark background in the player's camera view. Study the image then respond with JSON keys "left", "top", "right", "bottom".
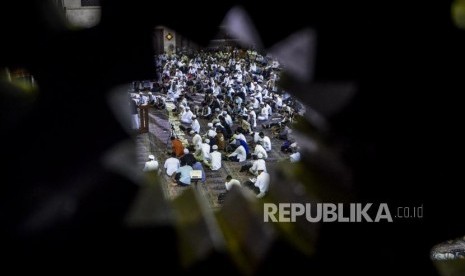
{"left": 1, "top": 0, "right": 464, "bottom": 274}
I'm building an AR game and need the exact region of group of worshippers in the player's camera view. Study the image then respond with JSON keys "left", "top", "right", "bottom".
{"left": 139, "top": 47, "right": 304, "bottom": 199}
{"left": 128, "top": 85, "right": 167, "bottom": 131}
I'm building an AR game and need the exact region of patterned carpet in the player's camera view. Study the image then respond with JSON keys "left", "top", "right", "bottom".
{"left": 136, "top": 92, "right": 292, "bottom": 208}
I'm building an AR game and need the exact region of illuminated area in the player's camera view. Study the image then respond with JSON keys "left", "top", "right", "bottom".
{"left": 130, "top": 35, "right": 307, "bottom": 207}
{"left": 61, "top": 0, "right": 101, "bottom": 28}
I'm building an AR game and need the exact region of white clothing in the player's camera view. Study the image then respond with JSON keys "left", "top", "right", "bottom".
{"left": 254, "top": 144, "right": 268, "bottom": 159}
{"left": 201, "top": 143, "right": 211, "bottom": 161}
{"left": 250, "top": 82, "right": 255, "bottom": 92}
{"left": 207, "top": 129, "right": 217, "bottom": 138}
{"left": 192, "top": 134, "right": 203, "bottom": 150}
{"left": 164, "top": 157, "right": 180, "bottom": 176}
{"left": 290, "top": 152, "right": 301, "bottom": 163}
{"left": 262, "top": 136, "right": 272, "bottom": 152}
{"left": 181, "top": 110, "right": 193, "bottom": 124}
{"left": 250, "top": 159, "right": 267, "bottom": 175}
{"left": 202, "top": 106, "right": 211, "bottom": 117}
{"left": 143, "top": 160, "right": 159, "bottom": 172}
{"left": 229, "top": 146, "right": 247, "bottom": 162}
{"left": 255, "top": 171, "right": 270, "bottom": 198}
{"left": 255, "top": 91, "right": 263, "bottom": 103}
{"left": 236, "top": 133, "right": 246, "bottom": 142}
{"left": 131, "top": 114, "right": 140, "bottom": 130}
{"left": 258, "top": 107, "right": 268, "bottom": 121}
{"left": 252, "top": 99, "right": 260, "bottom": 109}
{"left": 224, "top": 114, "right": 233, "bottom": 126}
{"left": 225, "top": 179, "right": 241, "bottom": 191}
{"left": 208, "top": 151, "right": 222, "bottom": 171}
{"left": 191, "top": 119, "right": 200, "bottom": 134}
{"left": 266, "top": 104, "right": 272, "bottom": 116}
{"left": 249, "top": 111, "right": 257, "bottom": 128}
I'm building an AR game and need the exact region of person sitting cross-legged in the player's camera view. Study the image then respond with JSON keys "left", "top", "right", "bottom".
{"left": 218, "top": 175, "right": 241, "bottom": 204}
{"left": 225, "top": 175, "right": 241, "bottom": 191}
{"left": 164, "top": 152, "right": 180, "bottom": 177}
{"left": 252, "top": 141, "right": 268, "bottom": 159}
{"left": 249, "top": 153, "right": 267, "bottom": 176}
{"left": 203, "top": 144, "right": 221, "bottom": 170}
{"left": 171, "top": 136, "right": 185, "bottom": 157}
{"left": 217, "top": 175, "right": 241, "bottom": 204}
{"left": 143, "top": 154, "right": 160, "bottom": 174}
{"left": 243, "top": 169, "right": 270, "bottom": 198}
{"left": 171, "top": 161, "right": 193, "bottom": 187}
{"left": 240, "top": 153, "right": 267, "bottom": 175}
{"left": 258, "top": 132, "right": 271, "bottom": 152}
{"left": 226, "top": 140, "right": 247, "bottom": 162}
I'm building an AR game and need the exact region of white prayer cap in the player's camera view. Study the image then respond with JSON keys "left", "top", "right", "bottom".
{"left": 148, "top": 92, "right": 152, "bottom": 95}
{"left": 148, "top": 155, "right": 155, "bottom": 160}
{"left": 215, "top": 108, "right": 220, "bottom": 112}
{"left": 184, "top": 149, "right": 189, "bottom": 154}
{"left": 207, "top": 123, "right": 213, "bottom": 127}
{"left": 282, "top": 104, "right": 287, "bottom": 107}
{"left": 186, "top": 106, "right": 190, "bottom": 110}
{"left": 189, "top": 130, "right": 195, "bottom": 135}
{"left": 223, "top": 111, "right": 228, "bottom": 115}
{"left": 205, "top": 139, "right": 210, "bottom": 143}
{"left": 212, "top": 145, "right": 218, "bottom": 150}
{"left": 192, "top": 115, "right": 197, "bottom": 118}
{"left": 257, "top": 153, "right": 263, "bottom": 159}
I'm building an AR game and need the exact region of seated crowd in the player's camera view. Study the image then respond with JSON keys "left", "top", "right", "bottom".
{"left": 135, "top": 47, "right": 304, "bottom": 200}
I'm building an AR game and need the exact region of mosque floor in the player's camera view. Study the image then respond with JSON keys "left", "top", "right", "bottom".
{"left": 135, "top": 92, "right": 292, "bottom": 208}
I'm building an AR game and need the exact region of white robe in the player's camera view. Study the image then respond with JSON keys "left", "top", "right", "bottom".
{"left": 258, "top": 107, "right": 268, "bottom": 121}
{"left": 192, "top": 134, "right": 202, "bottom": 150}
{"left": 191, "top": 119, "right": 200, "bottom": 133}
{"left": 181, "top": 110, "right": 193, "bottom": 124}
{"left": 262, "top": 136, "right": 272, "bottom": 152}
{"left": 254, "top": 144, "right": 268, "bottom": 159}
{"left": 208, "top": 151, "right": 222, "bottom": 171}
{"left": 249, "top": 111, "right": 257, "bottom": 128}
{"left": 228, "top": 146, "right": 247, "bottom": 162}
